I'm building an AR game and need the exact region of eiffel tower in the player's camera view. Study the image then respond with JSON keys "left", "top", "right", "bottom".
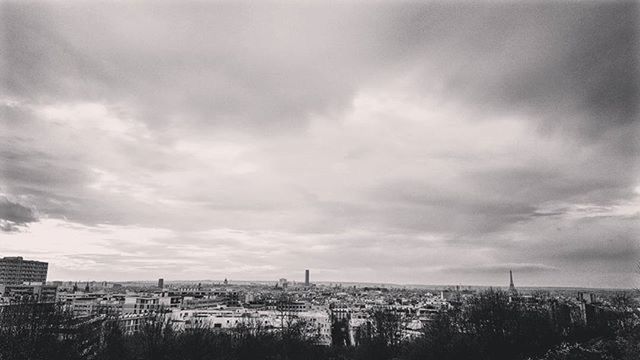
{"left": 509, "top": 270, "right": 518, "bottom": 295}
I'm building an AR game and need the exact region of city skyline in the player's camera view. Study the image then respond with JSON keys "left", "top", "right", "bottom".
{"left": 1, "top": 1, "right": 639, "bottom": 288}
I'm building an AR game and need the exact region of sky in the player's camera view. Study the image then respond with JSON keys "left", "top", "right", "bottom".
{"left": 0, "top": 1, "right": 638, "bottom": 288}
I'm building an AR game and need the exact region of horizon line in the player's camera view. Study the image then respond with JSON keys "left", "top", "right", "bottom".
{"left": 47, "top": 279, "right": 635, "bottom": 291}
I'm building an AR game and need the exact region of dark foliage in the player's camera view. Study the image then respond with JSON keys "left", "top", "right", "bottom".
{"left": 0, "top": 302, "right": 97, "bottom": 360}
{"left": 331, "top": 318, "right": 350, "bottom": 348}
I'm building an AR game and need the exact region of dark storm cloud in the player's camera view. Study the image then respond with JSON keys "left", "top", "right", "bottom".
{"left": 4, "top": 2, "right": 635, "bottom": 136}
{"left": 484, "top": 212, "right": 639, "bottom": 281}
{"left": 443, "top": 263, "right": 558, "bottom": 275}
{"left": 467, "top": 165, "right": 638, "bottom": 208}
{"left": 0, "top": 196, "right": 38, "bottom": 232}
{"left": 364, "top": 180, "right": 537, "bottom": 234}
{"left": 1, "top": 2, "right": 384, "bottom": 132}
{"left": 558, "top": 245, "right": 638, "bottom": 263}
{"left": 378, "top": 1, "right": 639, "bottom": 138}
{"left": 1, "top": 1, "right": 638, "bottom": 286}
{"left": 1, "top": 103, "right": 100, "bottom": 221}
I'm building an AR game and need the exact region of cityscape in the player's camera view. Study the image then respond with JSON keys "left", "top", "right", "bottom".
{"left": 0, "top": 255, "right": 638, "bottom": 359}
{"left": 2, "top": 1, "right": 639, "bottom": 360}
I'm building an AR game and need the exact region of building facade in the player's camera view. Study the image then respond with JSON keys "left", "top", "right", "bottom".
{"left": 0, "top": 257, "right": 48, "bottom": 285}
{"left": 0, "top": 284, "right": 58, "bottom": 303}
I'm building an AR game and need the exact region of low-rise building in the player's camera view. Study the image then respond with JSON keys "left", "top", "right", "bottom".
{"left": 0, "top": 283, "right": 57, "bottom": 303}
{"left": 123, "top": 296, "right": 161, "bottom": 314}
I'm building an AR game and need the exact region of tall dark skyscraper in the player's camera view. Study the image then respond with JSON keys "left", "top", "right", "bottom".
{"left": 305, "top": 269, "right": 310, "bottom": 287}
{"left": 158, "top": 278, "right": 164, "bottom": 289}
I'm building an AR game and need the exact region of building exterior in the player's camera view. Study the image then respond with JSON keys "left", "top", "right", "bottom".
{"left": 330, "top": 304, "right": 351, "bottom": 321}
{"left": 277, "top": 301, "right": 311, "bottom": 313}
{"left": 298, "top": 310, "right": 331, "bottom": 345}
{"left": 278, "top": 278, "right": 288, "bottom": 289}
{"left": 0, "top": 256, "right": 48, "bottom": 285}
{"left": 168, "top": 307, "right": 330, "bottom": 344}
{"left": 123, "top": 296, "right": 161, "bottom": 314}
{"left": 0, "top": 283, "right": 57, "bottom": 303}
{"left": 158, "top": 278, "right": 164, "bottom": 289}
{"left": 159, "top": 291, "right": 183, "bottom": 309}
{"left": 58, "top": 293, "right": 126, "bottom": 317}
{"left": 305, "top": 269, "right": 310, "bottom": 287}
{"left": 119, "top": 313, "right": 153, "bottom": 334}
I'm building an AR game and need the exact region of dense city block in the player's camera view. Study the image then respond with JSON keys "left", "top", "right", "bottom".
{"left": 1, "top": 260, "right": 638, "bottom": 360}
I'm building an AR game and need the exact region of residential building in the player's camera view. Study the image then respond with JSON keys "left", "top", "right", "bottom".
{"left": 0, "top": 283, "right": 57, "bottom": 303}
{"left": 0, "top": 256, "right": 48, "bottom": 285}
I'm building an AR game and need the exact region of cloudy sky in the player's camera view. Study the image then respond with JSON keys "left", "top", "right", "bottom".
{"left": 1, "top": 1, "right": 638, "bottom": 288}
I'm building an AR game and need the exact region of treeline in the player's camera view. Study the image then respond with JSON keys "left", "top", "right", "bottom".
{"left": 1, "top": 290, "right": 638, "bottom": 360}
{"left": 401, "top": 290, "right": 639, "bottom": 360}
